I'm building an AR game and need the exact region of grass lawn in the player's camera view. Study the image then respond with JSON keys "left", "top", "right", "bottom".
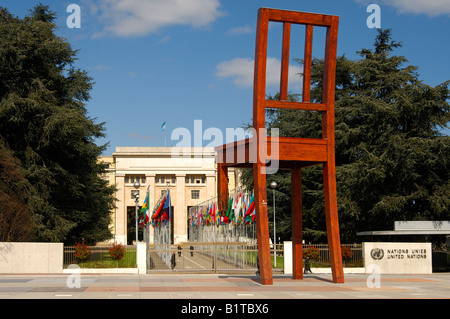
{"left": 77, "top": 249, "right": 137, "bottom": 268}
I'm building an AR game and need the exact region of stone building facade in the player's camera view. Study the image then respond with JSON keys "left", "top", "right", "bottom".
{"left": 99, "top": 147, "right": 239, "bottom": 244}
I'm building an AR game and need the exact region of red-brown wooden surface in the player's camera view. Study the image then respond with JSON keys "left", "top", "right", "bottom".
{"left": 215, "top": 8, "right": 344, "bottom": 285}
{"left": 291, "top": 163, "right": 303, "bottom": 279}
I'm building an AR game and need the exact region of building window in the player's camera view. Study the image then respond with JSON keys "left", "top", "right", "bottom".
{"left": 156, "top": 175, "right": 175, "bottom": 185}
{"left": 191, "top": 190, "right": 200, "bottom": 199}
{"left": 186, "top": 175, "right": 206, "bottom": 185}
{"left": 125, "top": 175, "right": 145, "bottom": 185}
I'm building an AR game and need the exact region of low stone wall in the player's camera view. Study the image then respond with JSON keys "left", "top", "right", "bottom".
{"left": 0, "top": 242, "right": 147, "bottom": 274}
{"left": 283, "top": 241, "right": 365, "bottom": 274}
{"left": 363, "top": 242, "right": 432, "bottom": 274}
{"left": 0, "top": 242, "right": 63, "bottom": 273}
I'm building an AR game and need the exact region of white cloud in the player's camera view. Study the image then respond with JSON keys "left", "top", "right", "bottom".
{"left": 90, "top": 0, "right": 223, "bottom": 37}
{"left": 356, "top": 0, "right": 450, "bottom": 16}
{"left": 215, "top": 57, "right": 303, "bottom": 90}
{"left": 226, "top": 25, "right": 253, "bottom": 36}
{"left": 215, "top": 58, "right": 254, "bottom": 88}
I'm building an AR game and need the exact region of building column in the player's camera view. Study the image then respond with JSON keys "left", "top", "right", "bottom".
{"left": 206, "top": 173, "right": 216, "bottom": 200}
{"left": 175, "top": 174, "right": 186, "bottom": 244}
{"left": 146, "top": 174, "right": 155, "bottom": 244}
{"left": 115, "top": 173, "right": 127, "bottom": 245}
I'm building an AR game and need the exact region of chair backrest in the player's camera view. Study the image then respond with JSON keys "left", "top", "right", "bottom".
{"left": 252, "top": 8, "right": 339, "bottom": 142}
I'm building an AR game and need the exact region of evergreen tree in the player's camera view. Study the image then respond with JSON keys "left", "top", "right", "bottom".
{"left": 334, "top": 30, "right": 449, "bottom": 242}
{"left": 0, "top": 141, "right": 35, "bottom": 241}
{"left": 241, "top": 29, "right": 449, "bottom": 243}
{"left": 0, "top": 4, "right": 115, "bottom": 244}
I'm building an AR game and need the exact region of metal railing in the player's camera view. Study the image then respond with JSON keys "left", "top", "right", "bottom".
{"left": 303, "top": 244, "right": 363, "bottom": 267}
{"left": 63, "top": 245, "right": 137, "bottom": 268}
{"left": 146, "top": 242, "right": 363, "bottom": 273}
{"left": 146, "top": 242, "right": 284, "bottom": 273}
{"left": 63, "top": 243, "right": 363, "bottom": 271}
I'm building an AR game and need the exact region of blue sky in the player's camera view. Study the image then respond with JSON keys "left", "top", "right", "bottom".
{"left": 3, "top": 0, "right": 450, "bottom": 154}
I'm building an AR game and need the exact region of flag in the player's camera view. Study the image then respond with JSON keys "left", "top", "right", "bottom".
{"left": 162, "top": 190, "right": 172, "bottom": 220}
{"left": 221, "top": 215, "right": 230, "bottom": 225}
{"left": 211, "top": 202, "right": 216, "bottom": 225}
{"left": 226, "top": 195, "right": 233, "bottom": 217}
{"left": 244, "top": 192, "right": 255, "bottom": 224}
{"left": 161, "top": 122, "right": 166, "bottom": 132}
{"left": 232, "top": 191, "right": 242, "bottom": 224}
{"left": 152, "top": 196, "right": 166, "bottom": 220}
{"left": 229, "top": 193, "right": 236, "bottom": 223}
{"left": 140, "top": 191, "right": 149, "bottom": 212}
{"left": 244, "top": 193, "right": 254, "bottom": 217}
{"left": 139, "top": 190, "right": 150, "bottom": 227}
{"left": 235, "top": 191, "right": 242, "bottom": 224}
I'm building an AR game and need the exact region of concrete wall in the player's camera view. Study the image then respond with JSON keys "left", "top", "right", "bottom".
{"left": 283, "top": 241, "right": 293, "bottom": 275}
{"left": 0, "top": 242, "right": 63, "bottom": 273}
{"left": 394, "top": 220, "right": 450, "bottom": 231}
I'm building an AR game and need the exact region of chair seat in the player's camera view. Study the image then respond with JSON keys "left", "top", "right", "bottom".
{"left": 215, "top": 136, "right": 328, "bottom": 168}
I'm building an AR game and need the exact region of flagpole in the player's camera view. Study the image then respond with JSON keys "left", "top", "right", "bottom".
{"left": 145, "top": 186, "right": 150, "bottom": 245}
{"left": 168, "top": 183, "right": 171, "bottom": 246}
{"left": 133, "top": 181, "right": 140, "bottom": 245}
{"left": 162, "top": 121, "right": 167, "bottom": 147}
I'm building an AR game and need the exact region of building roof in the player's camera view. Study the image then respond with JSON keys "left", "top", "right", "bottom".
{"left": 112, "top": 146, "right": 216, "bottom": 157}
{"left": 357, "top": 221, "right": 450, "bottom": 236}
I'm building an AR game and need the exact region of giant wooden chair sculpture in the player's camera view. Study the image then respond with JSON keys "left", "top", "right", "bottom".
{"left": 215, "top": 8, "right": 344, "bottom": 285}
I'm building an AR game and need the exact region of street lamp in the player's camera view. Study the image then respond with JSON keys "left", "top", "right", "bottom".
{"left": 270, "top": 181, "right": 277, "bottom": 267}
{"left": 134, "top": 181, "right": 140, "bottom": 245}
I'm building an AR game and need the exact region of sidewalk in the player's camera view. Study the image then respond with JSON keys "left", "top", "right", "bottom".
{"left": 0, "top": 272, "right": 449, "bottom": 299}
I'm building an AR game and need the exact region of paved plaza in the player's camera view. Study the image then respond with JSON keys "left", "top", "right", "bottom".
{"left": 0, "top": 272, "right": 448, "bottom": 299}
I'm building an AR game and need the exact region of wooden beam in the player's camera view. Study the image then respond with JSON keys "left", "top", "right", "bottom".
{"left": 217, "top": 163, "right": 228, "bottom": 218}
{"left": 265, "top": 8, "right": 336, "bottom": 27}
{"left": 291, "top": 164, "right": 303, "bottom": 279}
{"left": 302, "top": 24, "right": 313, "bottom": 103}
{"left": 253, "top": 8, "right": 273, "bottom": 285}
{"left": 322, "top": 17, "right": 344, "bottom": 284}
{"left": 280, "top": 22, "right": 291, "bottom": 101}
{"left": 265, "top": 100, "right": 327, "bottom": 111}
{"left": 323, "top": 162, "right": 344, "bottom": 283}
{"left": 321, "top": 16, "right": 339, "bottom": 140}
